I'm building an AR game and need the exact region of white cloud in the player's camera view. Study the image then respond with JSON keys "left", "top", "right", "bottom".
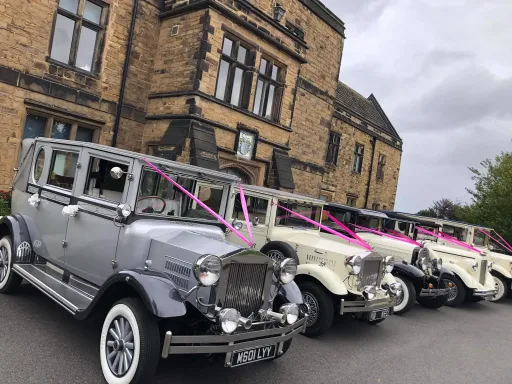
{"left": 322, "top": 0, "right": 512, "bottom": 212}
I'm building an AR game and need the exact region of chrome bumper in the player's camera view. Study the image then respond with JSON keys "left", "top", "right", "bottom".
{"left": 340, "top": 296, "right": 396, "bottom": 314}
{"left": 419, "top": 288, "right": 450, "bottom": 297}
{"left": 473, "top": 289, "right": 498, "bottom": 298}
{"left": 161, "top": 316, "right": 307, "bottom": 365}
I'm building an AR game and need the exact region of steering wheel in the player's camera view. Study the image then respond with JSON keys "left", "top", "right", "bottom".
{"left": 137, "top": 196, "right": 167, "bottom": 214}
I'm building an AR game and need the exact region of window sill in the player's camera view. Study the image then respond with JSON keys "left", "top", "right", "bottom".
{"left": 46, "top": 57, "right": 100, "bottom": 79}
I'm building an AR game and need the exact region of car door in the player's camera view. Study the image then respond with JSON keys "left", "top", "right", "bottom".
{"left": 227, "top": 190, "right": 270, "bottom": 249}
{"left": 64, "top": 149, "right": 133, "bottom": 286}
{"left": 24, "top": 143, "right": 82, "bottom": 268}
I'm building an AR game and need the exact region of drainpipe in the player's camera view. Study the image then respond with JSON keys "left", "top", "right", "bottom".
{"left": 364, "top": 136, "right": 377, "bottom": 208}
{"left": 111, "top": 0, "right": 139, "bottom": 147}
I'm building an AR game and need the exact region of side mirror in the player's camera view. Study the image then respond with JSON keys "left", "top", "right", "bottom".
{"left": 110, "top": 167, "right": 125, "bottom": 180}
{"left": 252, "top": 216, "right": 260, "bottom": 227}
{"left": 232, "top": 219, "right": 243, "bottom": 231}
{"left": 116, "top": 204, "right": 132, "bottom": 218}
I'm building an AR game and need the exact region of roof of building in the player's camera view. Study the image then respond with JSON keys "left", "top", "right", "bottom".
{"left": 335, "top": 82, "right": 402, "bottom": 141}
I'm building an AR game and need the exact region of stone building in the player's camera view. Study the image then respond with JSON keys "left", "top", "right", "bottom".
{"left": 0, "top": 0, "right": 402, "bottom": 208}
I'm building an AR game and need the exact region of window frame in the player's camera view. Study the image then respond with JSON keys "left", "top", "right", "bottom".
{"left": 214, "top": 35, "right": 255, "bottom": 109}
{"left": 325, "top": 131, "right": 341, "bottom": 165}
{"left": 352, "top": 143, "right": 365, "bottom": 174}
{"left": 33, "top": 148, "right": 46, "bottom": 184}
{"left": 48, "top": 0, "right": 109, "bottom": 75}
{"left": 252, "top": 55, "right": 286, "bottom": 122}
{"left": 376, "top": 153, "right": 386, "bottom": 181}
{"left": 23, "top": 110, "right": 101, "bottom": 143}
{"left": 346, "top": 195, "right": 357, "bottom": 207}
{"left": 47, "top": 149, "right": 80, "bottom": 191}
{"left": 83, "top": 156, "right": 129, "bottom": 204}
{"left": 371, "top": 203, "right": 380, "bottom": 210}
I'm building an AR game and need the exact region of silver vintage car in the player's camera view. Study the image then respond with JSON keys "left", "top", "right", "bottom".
{"left": 1, "top": 138, "right": 307, "bottom": 384}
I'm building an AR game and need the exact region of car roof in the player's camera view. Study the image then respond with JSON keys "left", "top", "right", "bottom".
{"left": 395, "top": 212, "right": 491, "bottom": 230}
{"left": 33, "top": 138, "right": 240, "bottom": 184}
{"left": 239, "top": 184, "right": 326, "bottom": 205}
{"left": 380, "top": 211, "right": 439, "bottom": 227}
{"left": 327, "top": 203, "right": 389, "bottom": 219}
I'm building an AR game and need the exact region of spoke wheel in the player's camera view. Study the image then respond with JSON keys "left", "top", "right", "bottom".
{"left": 445, "top": 279, "right": 458, "bottom": 302}
{"left": 489, "top": 275, "right": 507, "bottom": 302}
{"left": 267, "top": 250, "right": 285, "bottom": 263}
{"left": 303, "top": 292, "right": 319, "bottom": 327}
{"left": 106, "top": 316, "right": 135, "bottom": 377}
{"left": 0, "top": 245, "right": 9, "bottom": 283}
{"left": 0, "top": 235, "right": 22, "bottom": 293}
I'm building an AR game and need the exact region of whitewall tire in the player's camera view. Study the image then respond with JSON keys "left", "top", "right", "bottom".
{"left": 393, "top": 276, "right": 416, "bottom": 315}
{"left": 0, "top": 235, "right": 22, "bottom": 293}
{"left": 489, "top": 275, "right": 508, "bottom": 302}
{"left": 100, "top": 298, "right": 160, "bottom": 384}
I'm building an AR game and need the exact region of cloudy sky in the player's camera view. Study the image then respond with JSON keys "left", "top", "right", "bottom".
{"left": 321, "top": 0, "right": 512, "bottom": 213}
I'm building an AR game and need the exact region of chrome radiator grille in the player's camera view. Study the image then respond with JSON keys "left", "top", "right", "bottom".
{"left": 479, "top": 260, "right": 487, "bottom": 284}
{"left": 223, "top": 262, "right": 267, "bottom": 317}
{"left": 360, "top": 259, "right": 382, "bottom": 288}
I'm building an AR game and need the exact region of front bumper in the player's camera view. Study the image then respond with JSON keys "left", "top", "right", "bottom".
{"left": 419, "top": 288, "right": 450, "bottom": 297}
{"left": 473, "top": 289, "right": 498, "bottom": 298}
{"left": 161, "top": 316, "right": 307, "bottom": 365}
{"left": 340, "top": 296, "right": 397, "bottom": 314}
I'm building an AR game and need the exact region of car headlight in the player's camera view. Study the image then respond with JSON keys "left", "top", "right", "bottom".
{"left": 389, "top": 282, "right": 402, "bottom": 296}
{"left": 193, "top": 254, "right": 221, "bottom": 286}
{"left": 218, "top": 308, "right": 240, "bottom": 334}
{"left": 232, "top": 219, "right": 243, "bottom": 231}
{"left": 384, "top": 256, "right": 394, "bottom": 273}
{"left": 363, "top": 285, "right": 377, "bottom": 300}
{"left": 279, "top": 303, "right": 299, "bottom": 325}
{"left": 346, "top": 255, "right": 362, "bottom": 275}
{"left": 276, "top": 258, "right": 297, "bottom": 284}
{"left": 472, "top": 261, "right": 478, "bottom": 271}
{"left": 436, "top": 258, "right": 442, "bottom": 269}
{"left": 420, "top": 257, "right": 428, "bottom": 271}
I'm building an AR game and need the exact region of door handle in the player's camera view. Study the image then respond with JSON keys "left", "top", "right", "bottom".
{"left": 62, "top": 205, "right": 80, "bottom": 217}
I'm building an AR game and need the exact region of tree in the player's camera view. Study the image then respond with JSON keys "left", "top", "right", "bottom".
{"left": 458, "top": 153, "right": 512, "bottom": 242}
{"left": 417, "top": 198, "right": 463, "bottom": 220}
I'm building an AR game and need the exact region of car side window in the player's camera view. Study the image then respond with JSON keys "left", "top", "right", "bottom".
{"left": 233, "top": 194, "right": 269, "bottom": 223}
{"left": 48, "top": 150, "right": 79, "bottom": 190}
{"left": 84, "top": 157, "right": 128, "bottom": 202}
{"left": 34, "top": 148, "right": 45, "bottom": 183}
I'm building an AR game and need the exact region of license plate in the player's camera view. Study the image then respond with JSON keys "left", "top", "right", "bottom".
{"left": 369, "top": 308, "right": 389, "bottom": 321}
{"left": 231, "top": 344, "right": 277, "bottom": 367}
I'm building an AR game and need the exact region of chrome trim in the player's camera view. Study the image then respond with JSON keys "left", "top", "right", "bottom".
{"left": 419, "top": 288, "right": 450, "bottom": 297}
{"left": 479, "top": 260, "right": 488, "bottom": 284}
{"left": 161, "top": 317, "right": 305, "bottom": 359}
{"left": 358, "top": 252, "right": 383, "bottom": 290}
{"left": 473, "top": 289, "right": 498, "bottom": 298}
{"left": 340, "top": 296, "right": 396, "bottom": 314}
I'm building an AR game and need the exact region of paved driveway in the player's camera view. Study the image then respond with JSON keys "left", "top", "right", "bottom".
{"left": 0, "top": 284, "right": 511, "bottom": 384}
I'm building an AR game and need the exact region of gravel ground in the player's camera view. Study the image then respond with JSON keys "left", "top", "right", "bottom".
{"left": 0, "top": 284, "right": 511, "bottom": 384}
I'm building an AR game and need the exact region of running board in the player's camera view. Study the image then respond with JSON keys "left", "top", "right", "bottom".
{"left": 13, "top": 264, "right": 93, "bottom": 315}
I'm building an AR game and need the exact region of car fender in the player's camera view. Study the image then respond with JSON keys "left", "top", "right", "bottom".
{"left": 441, "top": 263, "right": 478, "bottom": 288}
{"left": 297, "top": 264, "right": 348, "bottom": 295}
{"left": 75, "top": 269, "right": 187, "bottom": 320}
{"left": 0, "top": 215, "right": 33, "bottom": 263}
{"left": 392, "top": 262, "right": 425, "bottom": 293}
{"left": 275, "top": 281, "right": 304, "bottom": 304}
{"left": 491, "top": 264, "right": 512, "bottom": 280}
{"left": 438, "top": 267, "right": 454, "bottom": 281}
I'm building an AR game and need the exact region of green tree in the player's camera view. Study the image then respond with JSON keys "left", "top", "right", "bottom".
{"left": 458, "top": 153, "right": 512, "bottom": 242}
{"left": 417, "top": 198, "right": 463, "bottom": 220}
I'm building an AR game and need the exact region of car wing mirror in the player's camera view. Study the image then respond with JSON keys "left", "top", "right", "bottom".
{"left": 252, "top": 216, "right": 260, "bottom": 227}
{"left": 110, "top": 166, "right": 132, "bottom": 180}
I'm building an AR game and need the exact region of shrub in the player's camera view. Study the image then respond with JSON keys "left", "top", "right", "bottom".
{"left": 0, "top": 190, "right": 11, "bottom": 217}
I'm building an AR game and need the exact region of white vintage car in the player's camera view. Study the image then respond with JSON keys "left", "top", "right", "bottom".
{"left": 224, "top": 185, "right": 400, "bottom": 337}
{"left": 401, "top": 214, "right": 497, "bottom": 306}
{"left": 409, "top": 217, "right": 512, "bottom": 302}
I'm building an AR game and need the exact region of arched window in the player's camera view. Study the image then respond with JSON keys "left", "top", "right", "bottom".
{"left": 222, "top": 167, "right": 251, "bottom": 184}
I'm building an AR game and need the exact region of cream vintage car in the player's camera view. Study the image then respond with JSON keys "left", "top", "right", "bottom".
{"left": 224, "top": 185, "right": 400, "bottom": 337}
{"left": 409, "top": 217, "right": 512, "bottom": 302}
{"left": 401, "top": 214, "right": 497, "bottom": 306}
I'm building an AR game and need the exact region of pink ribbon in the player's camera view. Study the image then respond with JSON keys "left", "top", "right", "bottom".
{"left": 238, "top": 184, "right": 254, "bottom": 246}
{"left": 491, "top": 230, "right": 512, "bottom": 252}
{"left": 325, "top": 213, "right": 372, "bottom": 249}
{"left": 416, "top": 227, "right": 481, "bottom": 253}
{"left": 476, "top": 228, "right": 512, "bottom": 253}
{"left": 274, "top": 203, "right": 373, "bottom": 251}
{"left": 438, "top": 232, "right": 482, "bottom": 253}
{"left": 387, "top": 229, "right": 421, "bottom": 244}
{"left": 142, "top": 158, "right": 253, "bottom": 247}
{"left": 353, "top": 224, "right": 423, "bottom": 247}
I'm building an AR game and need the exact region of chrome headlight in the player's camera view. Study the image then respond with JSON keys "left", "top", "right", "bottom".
{"left": 193, "top": 254, "right": 221, "bottom": 286}
{"left": 363, "top": 285, "right": 377, "bottom": 300}
{"left": 389, "top": 282, "right": 402, "bottom": 296}
{"left": 436, "top": 258, "right": 442, "bottom": 269}
{"left": 218, "top": 308, "right": 240, "bottom": 334}
{"left": 279, "top": 303, "right": 299, "bottom": 325}
{"left": 346, "top": 255, "right": 362, "bottom": 275}
{"left": 420, "top": 257, "right": 428, "bottom": 271}
{"left": 384, "top": 256, "right": 394, "bottom": 273}
{"left": 276, "top": 258, "right": 297, "bottom": 284}
{"left": 472, "top": 261, "right": 478, "bottom": 271}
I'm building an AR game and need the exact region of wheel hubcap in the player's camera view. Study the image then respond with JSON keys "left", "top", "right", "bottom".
{"left": 267, "top": 250, "right": 285, "bottom": 263}
{"left": 105, "top": 316, "right": 135, "bottom": 377}
{"left": 0, "top": 245, "right": 9, "bottom": 283}
{"left": 491, "top": 277, "right": 503, "bottom": 301}
{"left": 445, "top": 279, "right": 458, "bottom": 302}
{"left": 302, "top": 292, "right": 319, "bottom": 326}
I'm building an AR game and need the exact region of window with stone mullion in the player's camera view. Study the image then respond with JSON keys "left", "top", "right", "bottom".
{"left": 326, "top": 132, "right": 341, "bottom": 165}
{"left": 253, "top": 57, "right": 284, "bottom": 121}
{"left": 215, "top": 37, "right": 254, "bottom": 108}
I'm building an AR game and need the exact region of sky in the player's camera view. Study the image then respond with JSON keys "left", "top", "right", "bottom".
{"left": 321, "top": 0, "right": 512, "bottom": 213}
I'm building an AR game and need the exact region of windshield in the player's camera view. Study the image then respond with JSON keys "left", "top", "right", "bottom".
{"left": 359, "top": 215, "right": 382, "bottom": 230}
{"left": 275, "top": 201, "right": 322, "bottom": 229}
{"left": 136, "top": 169, "right": 227, "bottom": 221}
{"left": 384, "top": 220, "right": 411, "bottom": 236}
{"left": 415, "top": 226, "right": 438, "bottom": 242}
{"left": 442, "top": 224, "right": 468, "bottom": 242}
{"left": 473, "top": 231, "right": 489, "bottom": 247}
